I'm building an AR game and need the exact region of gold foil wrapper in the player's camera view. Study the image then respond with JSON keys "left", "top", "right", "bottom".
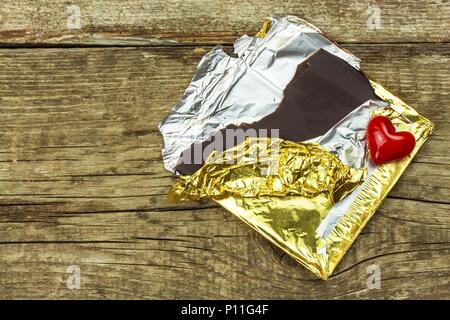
{"left": 255, "top": 19, "right": 271, "bottom": 38}
{"left": 165, "top": 18, "right": 434, "bottom": 279}
{"left": 169, "top": 139, "right": 366, "bottom": 203}
{"left": 167, "top": 88, "right": 433, "bottom": 280}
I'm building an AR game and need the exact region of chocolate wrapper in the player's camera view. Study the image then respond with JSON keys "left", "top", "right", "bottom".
{"left": 159, "top": 16, "right": 434, "bottom": 279}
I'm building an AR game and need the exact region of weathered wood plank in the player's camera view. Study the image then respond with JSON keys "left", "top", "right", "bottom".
{"left": 0, "top": 0, "right": 449, "bottom": 45}
{"left": 0, "top": 43, "right": 449, "bottom": 298}
{"left": 0, "top": 43, "right": 448, "bottom": 210}
{"left": 0, "top": 198, "right": 448, "bottom": 299}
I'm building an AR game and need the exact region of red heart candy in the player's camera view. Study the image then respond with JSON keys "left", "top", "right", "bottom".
{"left": 366, "top": 115, "right": 416, "bottom": 165}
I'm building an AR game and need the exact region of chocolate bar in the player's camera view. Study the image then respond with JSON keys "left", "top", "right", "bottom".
{"left": 176, "top": 49, "right": 378, "bottom": 175}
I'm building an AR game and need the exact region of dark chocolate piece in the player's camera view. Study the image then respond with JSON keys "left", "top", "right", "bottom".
{"left": 176, "top": 49, "right": 378, "bottom": 175}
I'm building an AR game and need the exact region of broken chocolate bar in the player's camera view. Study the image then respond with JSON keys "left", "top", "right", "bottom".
{"left": 176, "top": 49, "right": 378, "bottom": 175}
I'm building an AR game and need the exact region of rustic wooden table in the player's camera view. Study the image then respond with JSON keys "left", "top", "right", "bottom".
{"left": 0, "top": 1, "right": 448, "bottom": 299}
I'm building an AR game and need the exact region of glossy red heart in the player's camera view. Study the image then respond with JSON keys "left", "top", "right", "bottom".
{"left": 366, "top": 115, "right": 416, "bottom": 165}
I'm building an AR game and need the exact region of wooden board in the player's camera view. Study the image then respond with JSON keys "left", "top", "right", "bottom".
{"left": 0, "top": 0, "right": 449, "bottom": 45}
{"left": 0, "top": 0, "right": 449, "bottom": 299}
{"left": 0, "top": 43, "right": 449, "bottom": 299}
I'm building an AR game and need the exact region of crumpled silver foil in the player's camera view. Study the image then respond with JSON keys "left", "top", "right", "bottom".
{"left": 158, "top": 15, "right": 361, "bottom": 174}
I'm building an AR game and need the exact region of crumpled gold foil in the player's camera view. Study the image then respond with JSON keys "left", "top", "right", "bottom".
{"left": 255, "top": 19, "right": 271, "bottom": 38}
{"left": 169, "top": 139, "right": 366, "bottom": 203}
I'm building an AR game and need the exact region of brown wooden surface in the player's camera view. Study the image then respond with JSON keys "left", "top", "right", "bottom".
{"left": 0, "top": 0, "right": 449, "bottom": 44}
{"left": 0, "top": 1, "right": 449, "bottom": 299}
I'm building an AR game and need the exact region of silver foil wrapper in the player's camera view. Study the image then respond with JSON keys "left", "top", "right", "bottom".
{"left": 159, "top": 15, "right": 361, "bottom": 174}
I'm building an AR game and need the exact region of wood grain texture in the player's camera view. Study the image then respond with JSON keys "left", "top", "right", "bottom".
{"left": 0, "top": 0, "right": 449, "bottom": 45}
{"left": 0, "top": 43, "right": 449, "bottom": 299}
